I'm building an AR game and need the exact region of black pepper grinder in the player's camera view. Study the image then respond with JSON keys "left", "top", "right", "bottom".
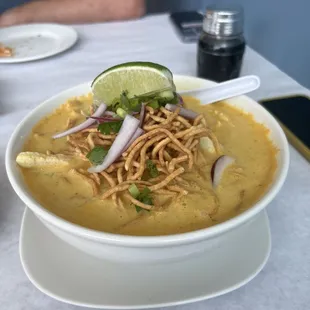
{"left": 197, "top": 6, "right": 246, "bottom": 82}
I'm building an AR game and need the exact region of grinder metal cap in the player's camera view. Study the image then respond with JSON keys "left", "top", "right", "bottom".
{"left": 203, "top": 5, "right": 244, "bottom": 36}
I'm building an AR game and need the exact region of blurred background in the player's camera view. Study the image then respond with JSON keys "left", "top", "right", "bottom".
{"left": 1, "top": 0, "right": 309, "bottom": 88}
{"left": 147, "top": 0, "right": 309, "bottom": 89}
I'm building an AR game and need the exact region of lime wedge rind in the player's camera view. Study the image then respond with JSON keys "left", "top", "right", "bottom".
{"left": 92, "top": 62, "right": 174, "bottom": 86}
{"left": 91, "top": 62, "right": 176, "bottom": 106}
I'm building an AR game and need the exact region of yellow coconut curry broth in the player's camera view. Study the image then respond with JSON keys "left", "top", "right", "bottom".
{"left": 20, "top": 95, "right": 277, "bottom": 236}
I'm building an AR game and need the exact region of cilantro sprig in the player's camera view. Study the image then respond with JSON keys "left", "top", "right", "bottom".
{"left": 86, "top": 146, "right": 109, "bottom": 165}
{"left": 108, "top": 88, "right": 178, "bottom": 115}
{"left": 97, "top": 121, "right": 123, "bottom": 134}
{"left": 146, "top": 159, "right": 159, "bottom": 178}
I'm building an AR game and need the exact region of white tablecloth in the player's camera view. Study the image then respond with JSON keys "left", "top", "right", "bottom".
{"left": 1, "top": 14, "right": 309, "bottom": 310}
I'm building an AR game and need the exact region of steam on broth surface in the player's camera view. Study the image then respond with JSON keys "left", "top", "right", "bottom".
{"left": 18, "top": 95, "right": 277, "bottom": 236}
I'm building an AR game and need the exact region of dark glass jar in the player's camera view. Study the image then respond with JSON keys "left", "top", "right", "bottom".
{"left": 197, "top": 6, "right": 246, "bottom": 82}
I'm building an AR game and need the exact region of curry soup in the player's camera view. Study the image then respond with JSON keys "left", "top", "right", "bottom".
{"left": 19, "top": 95, "right": 277, "bottom": 236}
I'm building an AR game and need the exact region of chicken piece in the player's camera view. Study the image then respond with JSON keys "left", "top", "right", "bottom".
{"left": 16, "top": 152, "right": 71, "bottom": 168}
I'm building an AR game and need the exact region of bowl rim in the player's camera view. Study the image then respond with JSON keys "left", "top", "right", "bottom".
{"left": 5, "top": 75, "right": 290, "bottom": 247}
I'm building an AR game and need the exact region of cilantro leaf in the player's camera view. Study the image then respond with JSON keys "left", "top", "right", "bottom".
{"left": 135, "top": 206, "right": 143, "bottom": 213}
{"left": 146, "top": 159, "right": 159, "bottom": 178}
{"left": 129, "top": 97, "right": 141, "bottom": 112}
{"left": 86, "top": 146, "right": 109, "bottom": 165}
{"left": 120, "top": 91, "right": 130, "bottom": 110}
{"left": 140, "top": 187, "right": 151, "bottom": 198}
{"left": 98, "top": 121, "right": 123, "bottom": 134}
{"left": 147, "top": 99, "right": 159, "bottom": 109}
{"left": 138, "top": 187, "right": 153, "bottom": 207}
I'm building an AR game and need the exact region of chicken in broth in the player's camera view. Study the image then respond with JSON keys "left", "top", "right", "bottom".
{"left": 17, "top": 94, "right": 277, "bottom": 236}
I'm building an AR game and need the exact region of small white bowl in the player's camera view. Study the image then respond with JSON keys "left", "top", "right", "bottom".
{"left": 6, "top": 75, "right": 289, "bottom": 263}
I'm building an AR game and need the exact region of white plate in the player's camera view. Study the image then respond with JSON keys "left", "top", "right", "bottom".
{"left": 0, "top": 24, "right": 77, "bottom": 63}
{"left": 20, "top": 208, "right": 271, "bottom": 309}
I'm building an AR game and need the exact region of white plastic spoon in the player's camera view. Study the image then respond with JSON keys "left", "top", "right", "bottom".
{"left": 178, "top": 75, "right": 260, "bottom": 105}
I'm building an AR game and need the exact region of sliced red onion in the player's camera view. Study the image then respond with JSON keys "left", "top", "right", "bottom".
{"left": 88, "top": 115, "right": 140, "bottom": 173}
{"left": 53, "top": 103, "right": 107, "bottom": 139}
{"left": 165, "top": 103, "right": 198, "bottom": 120}
{"left": 211, "top": 155, "right": 235, "bottom": 188}
{"left": 105, "top": 110, "right": 138, "bottom": 118}
{"left": 176, "top": 93, "right": 184, "bottom": 105}
{"left": 124, "top": 127, "right": 144, "bottom": 151}
{"left": 104, "top": 111, "right": 118, "bottom": 117}
{"left": 105, "top": 110, "right": 138, "bottom": 116}
{"left": 139, "top": 103, "right": 146, "bottom": 127}
{"left": 88, "top": 116, "right": 122, "bottom": 122}
{"left": 87, "top": 124, "right": 98, "bottom": 129}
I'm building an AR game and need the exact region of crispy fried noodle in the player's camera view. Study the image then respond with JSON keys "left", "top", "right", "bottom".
{"left": 64, "top": 104, "right": 221, "bottom": 211}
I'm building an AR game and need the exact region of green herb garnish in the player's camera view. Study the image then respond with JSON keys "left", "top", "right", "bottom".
{"left": 146, "top": 159, "right": 159, "bottom": 178}
{"left": 128, "top": 185, "right": 153, "bottom": 213}
{"left": 128, "top": 183, "right": 140, "bottom": 198}
{"left": 120, "top": 90, "right": 130, "bottom": 110}
{"left": 147, "top": 99, "right": 159, "bottom": 109}
{"left": 98, "top": 121, "right": 123, "bottom": 134}
{"left": 129, "top": 97, "right": 141, "bottom": 112}
{"left": 109, "top": 88, "right": 178, "bottom": 114}
{"left": 86, "top": 146, "right": 109, "bottom": 165}
{"left": 116, "top": 107, "right": 127, "bottom": 118}
{"left": 138, "top": 187, "right": 153, "bottom": 205}
{"left": 135, "top": 206, "right": 144, "bottom": 213}
{"left": 138, "top": 89, "right": 178, "bottom": 106}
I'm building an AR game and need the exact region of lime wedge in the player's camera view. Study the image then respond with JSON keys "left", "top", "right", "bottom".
{"left": 92, "top": 62, "right": 176, "bottom": 105}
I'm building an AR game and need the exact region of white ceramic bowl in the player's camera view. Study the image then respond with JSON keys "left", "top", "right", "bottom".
{"left": 6, "top": 75, "right": 289, "bottom": 263}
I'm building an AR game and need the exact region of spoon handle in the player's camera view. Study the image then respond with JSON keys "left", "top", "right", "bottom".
{"left": 179, "top": 75, "right": 260, "bottom": 105}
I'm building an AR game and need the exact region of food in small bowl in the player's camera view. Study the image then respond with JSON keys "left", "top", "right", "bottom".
{"left": 6, "top": 62, "right": 289, "bottom": 261}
